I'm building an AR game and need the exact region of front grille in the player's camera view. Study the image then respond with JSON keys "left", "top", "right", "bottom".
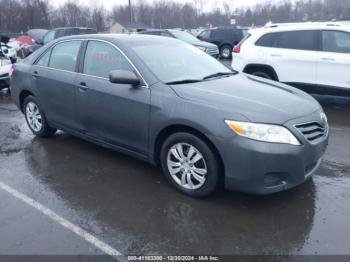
{"left": 295, "top": 122, "right": 328, "bottom": 144}
{"left": 206, "top": 47, "right": 219, "bottom": 55}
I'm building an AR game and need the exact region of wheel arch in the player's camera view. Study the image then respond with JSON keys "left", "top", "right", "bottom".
{"left": 219, "top": 43, "right": 233, "bottom": 49}
{"left": 153, "top": 124, "right": 225, "bottom": 184}
{"left": 243, "top": 64, "right": 279, "bottom": 81}
{"left": 19, "top": 90, "right": 35, "bottom": 113}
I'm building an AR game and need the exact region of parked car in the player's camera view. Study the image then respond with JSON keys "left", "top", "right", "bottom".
{"left": 27, "top": 27, "right": 97, "bottom": 55}
{"left": 140, "top": 29, "right": 219, "bottom": 58}
{"left": 231, "top": 22, "right": 350, "bottom": 96}
{"left": 0, "top": 34, "right": 16, "bottom": 89}
{"left": 0, "top": 58, "right": 12, "bottom": 90}
{"left": 10, "top": 34, "right": 328, "bottom": 197}
{"left": 17, "top": 29, "right": 48, "bottom": 46}
{"left": 197, "top": 27, "right": 247, "bottom": 59}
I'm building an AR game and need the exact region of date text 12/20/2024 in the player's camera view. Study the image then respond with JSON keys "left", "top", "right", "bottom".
{"left": 127, "top": 256, "right": 219, "bottom": 261}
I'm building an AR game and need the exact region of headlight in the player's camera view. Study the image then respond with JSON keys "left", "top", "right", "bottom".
{"left": 196, "top": 46, "right": 207, "bottom": 52}
{"left": 225, "top": 120, "right": 301, "bottom": 146}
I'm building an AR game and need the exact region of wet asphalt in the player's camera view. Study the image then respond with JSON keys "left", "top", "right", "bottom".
{"left": 0, "top": 79, "right": 350, "bottom": 258}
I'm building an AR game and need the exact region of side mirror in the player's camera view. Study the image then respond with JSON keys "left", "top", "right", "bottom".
{"left": 109, "top": 70, "right": 141, "bottom": 86}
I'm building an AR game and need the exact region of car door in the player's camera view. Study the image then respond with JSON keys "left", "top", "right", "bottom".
{"left": 317, "top": 30, "right": 350, "bottom": 90}
{"left": 32, "top": 40, "right": 82, "bottom": 129}
{"left": 208, "top": 30, "right": 223, "bottom": 46}
{"left": 76, "top": 40, "right": 151, "bottom": 156}
{"left": 262, "top": 30, "right": 318, "bottom": 86}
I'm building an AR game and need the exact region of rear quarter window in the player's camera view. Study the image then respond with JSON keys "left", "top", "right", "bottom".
{"left": 277, "top": 30, "right": 317, "bottom": 51}
{"left": 256, "top": 33, "right": 279, "bottom": 47}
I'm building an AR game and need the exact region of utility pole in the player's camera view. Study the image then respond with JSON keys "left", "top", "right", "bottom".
{"left": 129, "top": 0, "right": 132, "bottom": 23}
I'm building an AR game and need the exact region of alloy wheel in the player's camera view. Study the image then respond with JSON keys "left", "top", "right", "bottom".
{"left": 166, "top": 143, "right": 207, "bottom": 190}
{"left": 25, "top": 102, "right": 42, "bottom": 132}
{"left": 221, "top": 47, "right": 231, "bottom": 58}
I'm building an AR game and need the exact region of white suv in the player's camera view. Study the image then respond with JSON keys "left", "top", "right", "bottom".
{"left": 231, "top": 23, "right": 350, "bottom": 96}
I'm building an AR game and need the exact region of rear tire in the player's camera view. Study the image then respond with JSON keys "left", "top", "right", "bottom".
{"left": 23, "top": 96, "right": 57, "bottom": 138}
{"left": 160, "top": 132, "right": 220, "bottom": 198}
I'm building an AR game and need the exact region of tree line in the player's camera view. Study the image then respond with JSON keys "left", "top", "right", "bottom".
{"left": 1, "top": 0, "right": 350, "bottom": 34}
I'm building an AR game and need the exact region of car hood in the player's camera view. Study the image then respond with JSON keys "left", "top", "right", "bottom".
{"left": 170, "top": 73, "right": 321, "bottom": 124}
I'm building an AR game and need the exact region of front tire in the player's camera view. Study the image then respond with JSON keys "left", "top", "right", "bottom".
{"left": 160, "top": 132, "right": 220, "bottom": 198}
{"left": 220, "top": 45, "right": 232, "bottom": 59}
{"left": 23, "top": 96, "right": 57, "bottom": 138}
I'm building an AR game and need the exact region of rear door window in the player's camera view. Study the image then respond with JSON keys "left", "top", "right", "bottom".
{"left": 212, "top": 30, "right": 226, "bottom": 38}
{"left": 35, "top": 50, "right": 51, "bottom": 67}
{"left": 256, "top": 30, "right": 317, "bottom": 51}
{"left": 322, "top": 30, "right": 350, "bottom": 53}
{"left": 276, "top": 30, "right": 317, "bottom": 51}
{"left": 49, "top": 41, "right": 82, "bottom": 72}
{"left": 83, "top": 41, "right": 133, "bottom": 79}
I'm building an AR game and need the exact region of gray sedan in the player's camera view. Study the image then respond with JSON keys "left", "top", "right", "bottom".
{"left": 10, "top": 34, "right": 329, "bottom": 197}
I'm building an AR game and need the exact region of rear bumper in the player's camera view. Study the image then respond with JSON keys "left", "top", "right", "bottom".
{"left": 231, "top": 55, "right": 245, "bottom": 72}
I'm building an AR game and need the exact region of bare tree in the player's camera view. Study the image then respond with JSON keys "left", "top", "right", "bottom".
{"left": 2, "top": 0, "right": 350, "bottom": 33}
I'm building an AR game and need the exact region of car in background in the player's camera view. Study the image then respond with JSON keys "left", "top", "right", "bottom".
{"left": 231, "top": 22, "right": 350, "bottom": 96}
{"left": 0, "top": 35, "right": 13, "bottom": 90}
{"left": 17, "top": 29, "right": 49, "bottom": 58}
{"left": 197, "top": 27, "right": 247, "bottom": 59}
{"left": 140, "top": 29, "right": 219, "bottom": 58}
{"left": 17, "top": 29, "right": 48, "bottom": 46}
{"left": 10, "top": 34, "right": 328, "bottom": 197}
{"left": 27, "top": 27, "right": 97, "bottom": 55}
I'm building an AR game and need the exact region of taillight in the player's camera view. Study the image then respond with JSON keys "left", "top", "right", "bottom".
{"left": 233, "top": 45, "right": 240, "bottom": 53}
{"left": 9, "top": 67, "right": 15, "bottom": 78}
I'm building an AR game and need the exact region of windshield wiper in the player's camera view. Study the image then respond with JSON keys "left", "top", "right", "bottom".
{"left": 166, "top": 79, "right": 202, "bottom": 85}
{"left": 202, "top": 72, "right": 236, "bottom": 80}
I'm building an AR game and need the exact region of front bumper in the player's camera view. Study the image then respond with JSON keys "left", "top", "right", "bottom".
{"left": 211, "top": 112, "right": 329, "bottom": 194}
{"left": 206, "top": 49, "right": 219, "bottom": 58}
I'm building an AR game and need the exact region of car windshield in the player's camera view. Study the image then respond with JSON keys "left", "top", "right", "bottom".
{"left": 168, "top": 30, "right": 199, "bottom": 43}
{"left": 131, "top": 42, "right": 233, "bottom": 84}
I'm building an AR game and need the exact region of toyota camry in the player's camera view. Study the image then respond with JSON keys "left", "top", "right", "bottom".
{"left": 10, "top": 34, "right": 329, "bottom": 197}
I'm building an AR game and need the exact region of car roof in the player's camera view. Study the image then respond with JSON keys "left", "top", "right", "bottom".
{"left": 250, "top": 22, "right": 350, "bottom": 35}
{"left": 142, "top": 29, "right": 166, "bottom": 32}
{"left": 52, "top": 27, "right": 96, "bottom": 31}
{"left": 210, "top": 27, "right": 243, "bottom": 31}
{"left": 50, "top": 33, "right": 183, "bottom": 46}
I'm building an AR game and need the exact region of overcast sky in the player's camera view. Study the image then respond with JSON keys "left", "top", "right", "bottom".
{"left": 51, "top": 0, "right": 268, "bottom": 10}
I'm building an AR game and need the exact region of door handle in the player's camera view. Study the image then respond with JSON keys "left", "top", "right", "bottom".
{"left": 321, "top": 57, "right": 335, "bottom": 61}
{"left": 78, "top": 82, "right": 89, "bottom": 92}
{"left": 270, "top": 53, "right": 282, "bottom": 57}
{"left": 32, "top": 71, "right": 39, "bottom": 79}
